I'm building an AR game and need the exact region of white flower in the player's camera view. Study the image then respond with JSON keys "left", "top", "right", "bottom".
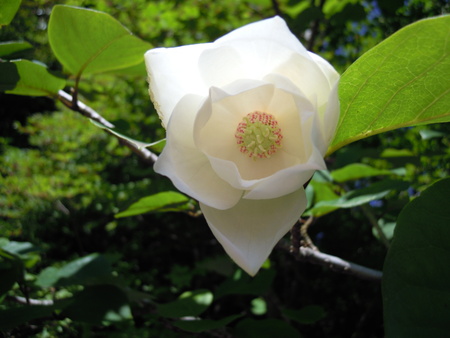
{"left": 145, "top": 16, "right": 339, "bottom": 276}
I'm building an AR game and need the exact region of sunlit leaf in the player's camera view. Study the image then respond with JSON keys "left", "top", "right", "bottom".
{"left": 48, "top": 5, "right": 151, "bottom": 77}
{"left": 383, "top": 178, "right": 450, "bottom": 337}
{"left": 0, "top": 41, "right": 32, "bottom": 58}
{"left": 0, "top": 0, "right": 21, "bottom": 26}
{"left": 330, "top": 16, "right": 450, "bottom": 154}
{"left": 0, "top": 60, "right": 66, "bottom": 96}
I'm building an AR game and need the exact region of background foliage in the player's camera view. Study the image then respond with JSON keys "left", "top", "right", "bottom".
{"left": 1, "top": 0, "right": 449, "bottom": 337}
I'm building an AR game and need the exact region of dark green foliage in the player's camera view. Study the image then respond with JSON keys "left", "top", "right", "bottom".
{"left": 0, "top": 0, "right": 449, "bottom": 337}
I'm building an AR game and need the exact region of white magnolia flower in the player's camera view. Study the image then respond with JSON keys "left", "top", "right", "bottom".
{"left": 145, "top": 16, "right": 339, "bottom": 276}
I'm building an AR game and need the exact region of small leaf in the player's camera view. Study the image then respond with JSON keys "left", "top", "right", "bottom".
{"left": 0, "top": 41, "right": 32, "bottom": 58}
{"left": 115, "top": 191, "right": 191, "bottom": 218}
{"left": 156, "top": 289, "right": 213, "bottom": 318}
{"left": 0, "top": 0, "right": 21, "bottom": 26}
{"left": 173, "top": 314, "right": 242, "bottom": 333}
{"left": 48, "top": 5, "right": 151, "bottom": 77}
{"left": 330, "top": 16, "right": 450, "bottom": 154}
{"left": 0, "top": 60, "right": 65, "bottom": 96}
{"left": 331, "top": 163, "right": 395, "bottom": 182}
{"left": 383, "top": 178, "right": 450, "bottom": 337}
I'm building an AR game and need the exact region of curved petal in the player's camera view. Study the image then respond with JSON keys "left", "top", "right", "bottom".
{"left": 308, "top": 51, "right": 340, "bottom": 88}
{"left": 200, "top": 188, "right": 307, "bottom": 276}
{"left": 145, "top": 44, "right": 210, "bottom": 127}
{"left": 154, "top": 94, "right": 242, "bottom": 210}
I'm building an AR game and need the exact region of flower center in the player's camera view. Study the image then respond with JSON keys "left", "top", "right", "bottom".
{"left": 235, "top": 111, "right": 283, "bottom": 160}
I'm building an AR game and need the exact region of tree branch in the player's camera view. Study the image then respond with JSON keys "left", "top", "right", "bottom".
{"left": 8, "top": 295, "right": 54, "bottom": 306}
{"left": 297, "top": 246, "right": 383, "bottom": 282}
{"left": 57, "top": 90, "right": 158, "bottom": 165}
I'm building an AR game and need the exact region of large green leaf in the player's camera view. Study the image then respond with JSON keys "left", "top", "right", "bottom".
{"left": 329, "top": 16, "right": 450, "bottom": 154}
{"left": 156, "top": 289, "right": 213, "bottom": 318}
{"left": 331, "top": 163, "right": 395, "bottom": 182}
{"left": 0, "top": 0, "right": 21, "bottom": 26}
{"left": 48, "top": 5, "right": 151, "bottom": 77}
{"left": 0, "top": 60, "right": 66, "bottom": 96}
{"left": 382, "top": 178, "right": 450, "bottom": 337}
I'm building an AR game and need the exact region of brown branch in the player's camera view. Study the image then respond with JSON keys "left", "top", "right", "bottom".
{"left": 57, "top": 90, "right": 159, "bottom": 165}
{"left": 307, "top": 0, "right": 326, "bottom": 52}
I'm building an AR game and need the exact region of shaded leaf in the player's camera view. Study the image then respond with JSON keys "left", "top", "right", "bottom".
{"left": 0, "top": 249, "right": 23, "bottom": 296}
{"left": 282, "top": 305, "right": 326, "bottom": 324}
{"left": 0, "top": 60, "right": 65, "bottom": 96}
{"left": 330, "top": 16, "right": 450, "bottom": 154}
{"left": 383, "top": 178, "right": 450, "bottom": 337}
{"left": 35, "top": 253, "right": 113, "bottom": 287}
{"left": 331, "top": 163, "right": 394, "bottom": 182}
{"left": 215, "top": 269, "right": 275, "bottom": 298}
{"left": 156, "top": 289, "right": 213, "bottom": 318}
{"left": 62, "top": 284, "right": 132, "bottom": 325}
{"left": 115, "top": 191, "right": 191, "bottom": 218}
{"left": 234, "top": 318, "right": 301, "bottom": 338}
{"left": 173, "top": 314, "right": 242, "bottom": 333}
{"left": 48, "top": 5, "right": 151, "bottom": 77}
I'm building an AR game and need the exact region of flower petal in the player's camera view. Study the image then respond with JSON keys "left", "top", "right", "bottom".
{"left": 145, "top": 44, "right": 210, "bottom": 128}
{"left": 200, "top": 188, "right": 307, "bottom": 276}
{"left": 154, "top": 94, "right": 242, "bottom": 210}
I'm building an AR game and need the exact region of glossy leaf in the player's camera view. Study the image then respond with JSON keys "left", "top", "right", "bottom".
{"left": 115, "top": 191, "right": 191, "bottom": 218}
{"left": 330, "top": 16, "right": 450, "bottom": 154}
{"left": 156, "top": 289, "right": 213, "bottom": 318}
{"left": 383, "top": 178, "right": 450, "bottom": 337}
{"left": 48, "top": 5, "right": 151, "bottom": 77}
{"left": 331, "top": 163, "right": 394, "bottom": 182}
{"left": 306, "top": 179, "right": 409, "bottom": 217}
{"left": 0, "top": 41, "right": 32, "bottom": 58}
{"left": 0, "top": 60, "right": 65, "bottom": 96}
{"left": 173, "top": 314, "right": 242, "bottom": 333}
{"left": 0, "top": 0, "right": 21, "bottom": 26}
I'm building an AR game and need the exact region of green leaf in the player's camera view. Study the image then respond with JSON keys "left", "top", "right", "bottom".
{"left": 234, "top": 318, "right": 302, "bottom": 338}
{"left": 0, "top": 60, "right": 66, "bottom": 96}
{"left": 35, "top": 253, "right": 113, "bottom": 287}
{"left": 0, "top": 0, "right": 21, "bottom": 26}
{"left": 382, "top": 178, "right": 450, "bottom": 337}
{"left": 48, "top": 5, "right": 151, "bottom": 77}
{"left": 330, "top": 16, "right": 450, "bottom": 154}
{"left": 282, "top": 305, "right": 327, "bottom": 324}
{"left": 306, "top": 179, "right": 409, "bottom": 217}
{"left": 115, "top": 191, "right": 191, "bottom": 218}
{"left": 62, "top": 284, "right": 132, "bottom": 325}
{"left": 331, "top": 163, "right": 394, "bottom": 182}
{"left": 156, "top": 289, "right": 213, "bottom": 318}
{"left": 173, "top": 314, "right": 242, "bottom": 333}
{"left": 0, "top": 41, "right": 32, "bottom": 58}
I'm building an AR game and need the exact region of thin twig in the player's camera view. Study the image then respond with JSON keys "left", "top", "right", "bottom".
{"left": 299, "top": 217, "right": 318, "bottom": 251}
{"left": 57, "top": 90, "right": 159, "bottom": 165}
{"left": 298, "top": 246, "right": 383, "bottom": 282}
{"left": 271, "top": 0, "right": 283, "bottom": 17}
{"left": 307, "top": 0, "right": 326, "bottom": 51}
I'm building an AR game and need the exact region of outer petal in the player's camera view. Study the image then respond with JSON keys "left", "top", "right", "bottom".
{"left": 308, "top": 51, "right": 340, "bottom": 89}
{"left": 200, "top": 189, "right": 307, "bottom": 276}
{"left": 154, "top": 94, "right": 242, "bottom": 210}
{"left": 145, "top": 44, "right": 210, "bottom": 128}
